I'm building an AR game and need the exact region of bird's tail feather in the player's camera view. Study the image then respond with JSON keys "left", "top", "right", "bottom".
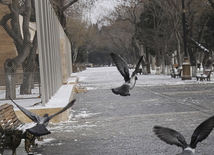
{"left": 112, "top": 84, "right": 130, "bottom": 96}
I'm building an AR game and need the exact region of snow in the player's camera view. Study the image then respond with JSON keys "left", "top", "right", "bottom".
{"left": 0, "top": 66, "right": 213, "bottom": 112}
{"left": 0, "top": 86, "right": 41, "bottom": 107}
{"left": 35, "top": 138, "right": 58, "bottom": 146}
{"left": 4, "top": 66, "right": 198, "bottom": 109}
{"left": 73, "top": 111, "right": 101, "bottom": 119}
{"left": 14, "top": 66, "right": 214, "bottom": 150}
{"left": 77, "top": 67, "right": 214, "bottom": 90}
{"left": 0, "top": 76, "right": 75, "bottom": 109}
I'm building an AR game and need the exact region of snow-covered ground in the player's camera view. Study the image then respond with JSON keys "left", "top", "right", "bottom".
{"left": 41, "top": 66, "right": 214, "bottom": 152}
{"left": 2, "top": 66, "right": 212, "bottom": 108}
{"left": 77, "top": 66, "right": 214, "bottom": 90}
{"left": 12, "top": 66, "right": 214, "bottom": 153}
{"left": 0, "top": 85, "right": 41, "bottom": 106}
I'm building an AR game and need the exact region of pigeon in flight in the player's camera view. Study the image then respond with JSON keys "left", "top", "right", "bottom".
{"left": 9, "top": 97, "right": 76, "bottom": 136}
{"left": 110, "top": 52, "right": 143, "bottom": 96}
{"left": 153, "top": 115, "right": 214, "bottom": 155}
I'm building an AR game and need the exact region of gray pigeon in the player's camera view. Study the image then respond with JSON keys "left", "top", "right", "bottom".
{"left": 153, "top": 115, "right": 214, "bottom": 155}
{"left": 110, "top": 52, "right": 143, "bottom": 96}
{"left": 9, "top": 97, "right": 75, "bottom": 136}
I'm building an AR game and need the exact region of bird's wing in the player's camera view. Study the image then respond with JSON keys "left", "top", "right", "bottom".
{"left": 110, "top": 52, "right": 130, "bottom": 82}
{"left": 131, "top": 56, "right": 143, "bottom": 77}
{"left": 48, "top": 99, "right": 76, "bottom": 121}
{"left": 153, "top": 126, "right": 188, "bottom": 149}
{"left": 9, "top": 96, "right": 40, "bottom": 123}
{"left": 190, "top": 115, "right": 214, "bottom": 149}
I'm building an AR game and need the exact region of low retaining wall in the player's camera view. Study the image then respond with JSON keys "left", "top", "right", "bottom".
{"left": 14, "top": 73, "right": 79, "bottom": 123}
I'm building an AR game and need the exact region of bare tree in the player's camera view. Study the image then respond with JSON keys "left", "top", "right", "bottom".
{"left": 0, "top": 0, "right": 37, "bottom": 98}
{"left": 107, "top": 0, "right": 150, "bottom": 73}
{"left": 0, "top": 0, "right": 96, "bottom": 98}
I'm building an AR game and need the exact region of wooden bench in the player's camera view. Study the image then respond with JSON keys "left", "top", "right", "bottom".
{"left": 136, "top": 68, "right": 142, "bottom": 75}
{"left": 171, "top": 69, "right": 182, "bottom": 78}
{"left": 0, "top": 103, "right": 36, "bottom": 155}
{"left": 196, "top": 70, "right": 212, "bottom": 81}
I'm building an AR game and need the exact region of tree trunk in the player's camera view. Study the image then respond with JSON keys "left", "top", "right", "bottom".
{"left": 140, "top": 45, "right": 147, "bottom": 75}
{"left": 146, "top": 47, "right": 151, "bottom": 74}
{"left": 20, "top": 32, "right": 38, "bottom": 94}
{"left": 4, "top": 59, "right": 16, "bottom": 99}
{"left": 72, "top": 44, "right": 78, "bottom": 62}
{"left": 165, "top": 54, "right": 172, "bottom": 75}
{"left": 0, "top": 0, "right": 32, "bottom": 99}
{"left": 170, "top": 53, "right": 176, "bottom": 74}
{"left": 156, "top": 52, "right": 161, "bottom": 74}
{"left": 161, "top": 51, "right": 166, "bottom": 75}
{"left": 151, "top": 56, "right": 156, "bottom": 70}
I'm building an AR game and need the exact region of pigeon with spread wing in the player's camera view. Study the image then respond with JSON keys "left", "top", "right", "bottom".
{"left": 110, "top": 52, "right": 143, "bottom": 96}
{"left": 10, "top": 97, "right": 75, "bottom": 136}
{"left": 153, "top": 115, "right": 214, "bottom": 155}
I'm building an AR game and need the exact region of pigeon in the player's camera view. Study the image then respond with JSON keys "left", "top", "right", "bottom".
{"left": 9, "top": 97, "right": 75, "bottom": 136}
{"left": 153, "top": 115, "right": 214, "bottom": 155}
{"left": 110, "top": 52, "right": 143, "bottom": 96}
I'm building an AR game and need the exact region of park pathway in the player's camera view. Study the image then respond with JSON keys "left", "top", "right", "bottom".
{"left": 10, "top": 67, "right": 214, "bottom": 155}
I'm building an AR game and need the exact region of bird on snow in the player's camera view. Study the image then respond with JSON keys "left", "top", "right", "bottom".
{"left": 153, "top": 115, "right": 214, "bottom": 155}
{"left": 9, "top": 96, "right": 76, "bottom": 136}
{"left": 110, "top": 52, "right": 143, "bottom": 96}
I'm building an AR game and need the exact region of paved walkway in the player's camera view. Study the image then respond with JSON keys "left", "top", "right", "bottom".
{"left": 8, "top": 67, "right": 214, "bottom": 155}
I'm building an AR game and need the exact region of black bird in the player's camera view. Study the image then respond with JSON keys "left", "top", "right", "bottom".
{"left": 153, "top": 115, "right": 214, "bottom": 155}
{"left": 110, "top": 52, "right": 143, "bottom": 96}
{"left": 10, "top": 97, "right": 75, "bottom": 136}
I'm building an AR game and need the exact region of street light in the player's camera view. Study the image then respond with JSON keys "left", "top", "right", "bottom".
{"left": 181, "top": 0, "right": 191, "bottom": 80}
{"left": 182, "top": 0, "right": 187, "bottom": 57}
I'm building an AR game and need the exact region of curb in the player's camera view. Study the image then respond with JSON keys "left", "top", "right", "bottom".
{"left": 15, "top": 73, "right": 79, "bottom": 123}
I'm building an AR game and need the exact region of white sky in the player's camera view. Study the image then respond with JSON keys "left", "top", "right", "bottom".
{"left": 87, "top": 0, "right": 121, "bottom": 23}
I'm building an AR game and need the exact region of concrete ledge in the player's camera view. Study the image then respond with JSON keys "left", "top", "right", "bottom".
{"left": 15, "top": 73, "right": 78, "bottom": 123}
{"left": 67, "top": 73, "right": 79, "bottom": 84}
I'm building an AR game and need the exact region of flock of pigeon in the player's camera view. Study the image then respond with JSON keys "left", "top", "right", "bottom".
{"left": 9, "top": 52, "right": 214, "bottom": 154}
{"left": 110, "top": 52, "right": 214, "bottom": 155}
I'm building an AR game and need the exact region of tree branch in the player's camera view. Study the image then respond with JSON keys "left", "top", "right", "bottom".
{"left": 61, "top": 0, "right": 78, "bottom": 12}
{"left": 0, "top": 13, "right": 23, "bottom": 46}
{"left": 13, "top": 0, "right": 32, "bottom": 67}
{"left": 208, "top": 0, "right": 214, "bottom": 8}
{"left": 0, "top": 0, "right": 11, "bottom": 5}
{"left": 23, "top": 0, "right": 32, "bottom": 46}
{"left": 188, "top": 36, "right": 210, "bottom": 53}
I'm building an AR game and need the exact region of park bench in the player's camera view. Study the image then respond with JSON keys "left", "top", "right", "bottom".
{"left": 0, "top": 103, "right": 36, "bottom": 155}
{"left": 136, "top": 68, "right": 142, "bottom": 74}
{"left": 196, "top": 70, "right": 212, "bottom": 81}
{"left": 171, "top": 69, "right": 182, "bottom": 78}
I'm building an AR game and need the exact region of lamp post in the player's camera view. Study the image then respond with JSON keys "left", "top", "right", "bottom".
{"left": 182, "top": 0, "right": 187, "bottom": 57}
{"left": 181, "top": 0, "right": 191, "bottom": 80}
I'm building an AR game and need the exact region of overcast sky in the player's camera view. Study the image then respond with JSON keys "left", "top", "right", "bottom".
{"left": 88, "top": 0, "right": 121, "bottom": 23}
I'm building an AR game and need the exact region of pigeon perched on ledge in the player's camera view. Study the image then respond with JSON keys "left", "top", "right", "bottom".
{"left": 9, "top": 97, "right": 76, "bottom": 136}
{"left": 110, "top": 52, "right": 143, "bottom": 96}
{"left": 153, "top": 115, "right": 214, "bottom": 155}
